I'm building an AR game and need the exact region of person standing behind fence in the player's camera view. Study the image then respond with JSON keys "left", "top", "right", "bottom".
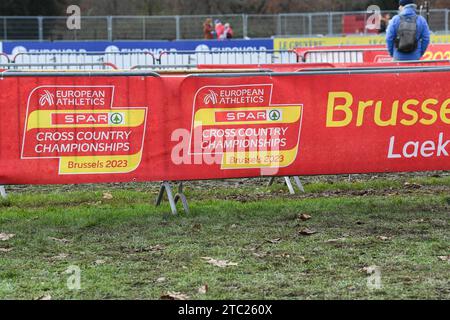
{"left": 203, "top": 18, "right": 214, "bottom": 39}
{"left": 223, "top": 23, "right": 234, "bottom": 39}
{"left": 378, "top": 13, "right": 392, "bottom": 34}
{"left": 386, "top": 0, "right": 430, "bottom": 61}
{"left": 215, "top": 20, "right": 225, "bottom": 40}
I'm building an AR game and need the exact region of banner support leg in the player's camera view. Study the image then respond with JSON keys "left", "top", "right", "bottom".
{"left": 155, "top": 181, "right": 189, "bottom": 215}
{"left": 174, "top": 182, "right": 190, "bottom": 214}
{"left": 0, "top": 186, "right": 7, "bottom": 199}
{"left": 293, "top": 176, "right": 305, "bottom": 193}
{"left": 268, "top": 177, "right": 305, "bottom": 195}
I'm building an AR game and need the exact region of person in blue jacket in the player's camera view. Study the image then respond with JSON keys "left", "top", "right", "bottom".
{"left": 386, "top": 0, "right": 431, "bottom": 61}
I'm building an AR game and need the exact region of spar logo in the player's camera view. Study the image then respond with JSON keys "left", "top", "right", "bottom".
{"left": 215, "top": 109, "right": 283, "bottom": 123}
{"left": 203, "top": 90, "right": 219, "bottom": 105}
{"left": 109, "top": 112, "right": 125, "bottom": 125}
{"left": 39, "top": 90, "right": 55, "bottom": 107}
{"left": 268, "top": 110, "right": 281, "bottom": 121}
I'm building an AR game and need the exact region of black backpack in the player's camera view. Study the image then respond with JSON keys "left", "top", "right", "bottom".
{"left": 395, "top": 15, "right": 418, "bottom": 53}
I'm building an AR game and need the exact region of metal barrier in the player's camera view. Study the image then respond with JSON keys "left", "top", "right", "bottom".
{"left": 0, "top": 53, "right": 10, "bottom": 64}
{"left": 13, "top": 52, "right": 156, "bottom": 70}
{"left": 300, "top": 48, "right": 390, "bottom": 63}
{"left": 1, "top": 10, "right": 449, "bottom": 40}
{"left": 0, "top": 63, "right": 118, "bottom": 70}
{"left": 158, "top": 50, "right": 299, "bottom": 65}
{"left": 7, "top": 50, "right": 299, "bottom": 70}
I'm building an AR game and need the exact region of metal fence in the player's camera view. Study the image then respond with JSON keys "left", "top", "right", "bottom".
{"left": 2, "top": 50, "right": 299, "bottom": 70}
{"left": 1, "top": 9, "right": 449, "bottom": 41}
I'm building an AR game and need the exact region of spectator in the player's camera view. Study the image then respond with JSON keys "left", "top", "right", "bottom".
{"left": 214, "top": 20, "right": 225, "bottom": 40}
{"left": 378, "top": 13, "right": 392, "bottom": 34}
{"left": 386, "top": 0, "right": 430, "bottom": 61}
{"left": 203, "top": 18, "right": 214, "bottom": 40}
{"left": 224, "top": 23, "right": 234, "bottom": 39}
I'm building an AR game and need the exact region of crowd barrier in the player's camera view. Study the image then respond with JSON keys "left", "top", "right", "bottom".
{"left": 0, "top": 62, "right": 119, "bottom": 71}
{"left": 3, "top": 50, "right": 299, "bottom": 70}
{"left": 295, "top": 44, "right": 450, "bottom": 63}
{"left": 1, "top": 43, "right": 449, "bottom": 71}
{"left": 1, "top": 63, "right": 449, "bottom": 189}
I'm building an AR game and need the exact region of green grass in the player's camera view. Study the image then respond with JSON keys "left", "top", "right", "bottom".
{"left": 0, "top": 176, "right": 449, "bottom": 300}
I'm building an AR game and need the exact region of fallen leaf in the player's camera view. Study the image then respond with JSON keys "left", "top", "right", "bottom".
{"left": 0, "top": 233, "right": 15, "bottom": 241}
{"left": 252, "top": 252, "right": 268, "bottom": 258}
{"left": 52, "top": 253, "right": 69, "bottom": 260}
{"left": 360, "top": 266, "right": 380, "bottom": 275}
{"left": 267, "top": 238, "right": 282, "bottom": 244}
{"left": 0, "top": 248, "right": 13, "bottom": 253}
{"left": 148, "top": 245, "right": 165, "bottom": 252}
{"left": 404, "top": 182, "right": 422, "bottom": 189}
{"left": 198, "top": 284, "right": 208, "bottom": 295}
{"left": 377, "top": 236, "right": 392, "bottom": 241}
{"left": 156, "top": 277, "right": 166, "bottom": 283}
{"left": 95, "top": 259, "right": 106, "bottom": 265}
{"left": 438, "top": 256, "right": 450, "bottom": 262}
{"left": 325, "top": 238, "right": 347, "bottom": 243}
{"left": 201, "top": 257, "right": 238, "bottom": 268}
{"left": 161, "top": 292, "right": 190, "bottom": 300}
{"left": 274, "top": 253, "right": 291, "bottom": 259}
{"left": 48, "top": 237, "right": 71, "bottom": 244}
{"left": 103, "top": 192, "right": 113, "bottom": 200}
{"left": 298, "top": 214, "right": 312, "bottom": 221}
{"left": 36, "top": 294, "right": 52, "bottom": 300}
{"left": 298, "top": 228, "right": 317, "bottom": 236}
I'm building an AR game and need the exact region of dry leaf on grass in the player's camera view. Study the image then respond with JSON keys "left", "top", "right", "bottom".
{"left": 48, "top": 237, "right": 71, "bottom": 244}
{"left": 0, "top": 233, "right": 15, "bottom": 241}
{"left": 198, "top": 284, "right": 209, "bottom": 295}
{"left": 325, "top": 238, "right": 347, "bottom": 243}
{"left": 360, "top": 266, "right": 380, "bottom": 275}
{"left": 274, "top": 253, "right": 291, "bottom": 259}
{"left": 161, "top": 292, "right": 190, "bottom": 300}
{"left": 103, "top": 193, "right": 114, "bottom": 200}
{"left": 267, "top": 238, "right": 282, "bottom": 244}
{"left": 298, "top": 228, "right": 318, "bottom": 236}
{"left": 156, "top": 277, "right": 166, "bottom": 283}
{"left": 253, "top": 252, "right": 268, "bottom": 258}
{"left": 52, "top": 253, "right": 69, "bottom": 260}
{"left": 0, "top": 248, "right": 13, "bottom": 253}
{"left": 201, "top": 257, "right": 238, "bottom": 268}
{"left": 404, "top": 182, "right": 422, "bottom": 189}
{"left": 377, "top": 236, "right": 392, "bottom": 241}
{"left": 95, "top": 259, "right": 106, "bottom": 265}
{"left": 438, "top": 256, "right": 450, "bottom": 262}
{"left": 298, "top": 214, "right": 312, "bottom": 221}
{"left": 36, "top": 294, "right": 52, "bottom": 301}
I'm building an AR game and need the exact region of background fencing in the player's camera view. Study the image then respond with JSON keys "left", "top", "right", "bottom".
{"left": 1, "top": 10, "right": 449, "bottom": 41}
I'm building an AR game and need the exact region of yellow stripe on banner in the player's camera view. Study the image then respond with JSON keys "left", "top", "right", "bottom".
{"left": 59, "top": 152, "right": 142, "bottom": 174}
{"left": 27, "top": 109, "right": 146, "bottom": 131}
{"left": 221, "top": 148, "right": 298, "bottom": 169}
{"left": 193, "top": 106, "right": 302, "bottom": 126}
{"left": 274, "top": 35, "right": 450, "bottom": 50}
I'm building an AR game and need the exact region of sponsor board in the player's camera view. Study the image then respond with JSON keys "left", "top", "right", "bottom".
{"left": 2, "top": 39, "right": 274, "bottom": 56}
{"left": 274, "top": 34, "right": 450, "bottom": 50}
{"left": 189, "top": 84, "right": 303, "bottom": 169}
{"left": 0, "top": 70, "right": 449, "bottom": 185}
{"left": 21, "top": 85, "right": 147, "bottom": 175}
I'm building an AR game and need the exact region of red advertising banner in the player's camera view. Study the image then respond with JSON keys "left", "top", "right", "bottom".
{"left": 0, "top": 70, "right": 449, "bottom": 185}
